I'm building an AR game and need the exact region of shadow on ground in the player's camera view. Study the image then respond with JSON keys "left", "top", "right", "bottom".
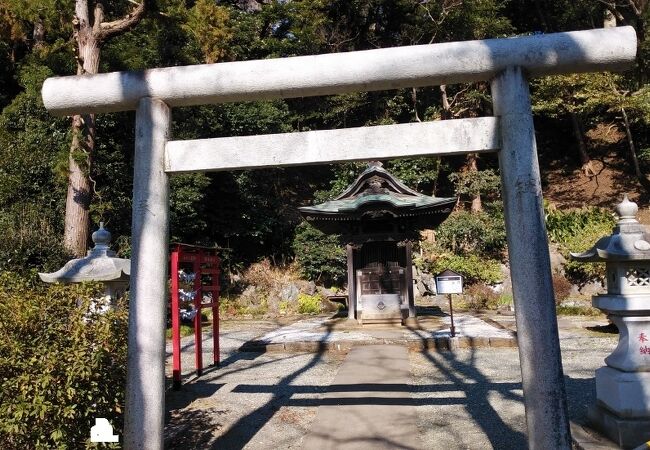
{"left": 415, "top": 346, "right": 527, "bottom": 449}
{"left": 165, "top": 323, "right": 334, "bottom": 449}
{"left": 165, "top": 315, "right": 596, "bottom": 449}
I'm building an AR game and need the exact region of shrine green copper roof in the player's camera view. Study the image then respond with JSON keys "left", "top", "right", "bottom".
{"left": 300, "top": 193, "right": 452, "bottom": 215}
{"left": 299, "top": 162, "right": 456, "bottom": 219}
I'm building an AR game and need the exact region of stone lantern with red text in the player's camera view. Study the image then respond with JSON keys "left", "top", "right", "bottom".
{"left": 572, "top": 195, "right": 650, "bottom": 447}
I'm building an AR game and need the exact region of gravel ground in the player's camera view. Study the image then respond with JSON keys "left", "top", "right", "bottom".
{"left": 410, "top": 334, "right": 616, "bottom": 450}
{"left": 164, "top": 316, "right": 618, "bottom": 450}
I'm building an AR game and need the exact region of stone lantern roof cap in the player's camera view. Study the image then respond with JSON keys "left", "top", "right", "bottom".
{"left": 571, "top": 195, "right": 650, "bottom": 262}
{"left": 39, "top": 223, "right": 131, "bottom": 283}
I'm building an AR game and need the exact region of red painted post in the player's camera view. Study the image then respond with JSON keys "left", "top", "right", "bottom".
{"left": 193, "top": 249, "right": 203, "bottom": 376}
{"left": 170, "top": 245, "right": 182, "bottom": 390}
{"left": 213, "top": 257, "right": 220, "bottom": 366}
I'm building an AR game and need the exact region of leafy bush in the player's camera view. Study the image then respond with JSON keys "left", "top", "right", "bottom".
{"left": 556, "top": 304, "right": 603, "bottom": 316}
{"left": 297, "top": 293, "right": 322, "bottom": 315}
{"left": 498, "top": 293, "right": 513, "bottom": 307}
{"left": 448, "top": 168, "right": 501, "bottom": 200}
{"left": 545, "top": 206, "right": 615, "bottom": 283}
{"left": 220, "top": 295, "right": 270, "bottom": 317}
{"left": 434, "top": 209, "right": 506, "bottom": 259}
{"left": 292, "top": 222, "right": 346, "bottom": 286}
{"left": 0, "top": 204, "right": 71, "bottom": 273}
{"left": 463, "top": 283, "right": 501, "bottom": 310}
{"left": 0, "top": 273, "right": 128, "bottom": 448}
{"left": 418, "top": 248, "right": 503, "bottom": 285}
{"left": 278, "top": 300, "right": 291, "bottom": 315}
{"left": 166, "top": 324, "right": 194, "bottom": 339}
{"left": 546, "top": 205, "right": 615, "bottom": 246}
{"left": 552, "top": 273, "right": 573, "bottom": 305}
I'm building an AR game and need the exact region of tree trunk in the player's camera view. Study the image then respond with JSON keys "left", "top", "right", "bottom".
{"left": 467, "top": 153, "right": 482, "bottom": 213}
{"left": 569, "top": 112, "right": 595, "bottom": 177}
{"left": 63, "top": 0, "right": 147, "bottom": 256}
{"left": 533, "top": 0, "right": 549, "bottom": 32}
{"left": 64, "top": 119, "right": 93, "bottom": 256}
{"left": 411, "top": 88, "right": 421, "bottom": 122}
{"left": 621, "top": 106, "right": 650, "bottom": 192}
{"left": 440, "top": 84, "right": 451, "bottom": 119}
{"left": 603, "top": 8, "right": 617, "bottom": 28}
{"left": 64, "top": 14, "right": 100, "bottom": 256}
{"left": 635, "top": 14, "right": 646, "bottom": 85}
{"left": 33, "top": 17, "right": 45, "bottom": 50}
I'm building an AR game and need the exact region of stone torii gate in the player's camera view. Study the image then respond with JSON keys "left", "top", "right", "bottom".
{"left": 42, "top": 27, "right": 637, "bottom": 450}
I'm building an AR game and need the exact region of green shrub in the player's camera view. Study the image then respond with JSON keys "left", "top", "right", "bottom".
{"left": 0, "top": 204, "right": 71, "bottom": 273}
{"left": 245, "top": 297, "right": 269, "bottom": 317}
{"left": 418, "top": 250, "right": 503, "bottom": 285}
{"left": 292, "top": 222, "right": 346, "bottom": 286}
{"left": 297, "top": 293, "right": 322, "bottom": 315}
{"left": 434, "top": 209, "right": 506, "bottom": 260}
{"left": 166, "top": 324, "right": 194, "bottom": 339}
{"left": 278, "top": 300, "right": 291, "bottom": 315}
{"left": 556, "top": 304, "right": 603, "bottom": 316}
{"left": 219, "top": 295, "right": 269, "bottom": 317}
{"left": 463, "top": 283, "right": 501, "bottom": 310}
{"left": 546, "top": 205, "right": 615, "bottom": 246}
{"left": 448, "top": 168, "right": 501, "bottom": 206}
{"left": 552, "top": 273, "right": 573, "bottom": 304}
{"left": 545, "top": 206, "right": 615, "bottom": 283}
{"left": 0, "top": 272, "right": 128, "bottom": 448}
{"left": 498, "top": 293, "right": 513, "bottom": 307}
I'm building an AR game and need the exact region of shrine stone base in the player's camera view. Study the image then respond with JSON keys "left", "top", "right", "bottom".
{"left": 595, "top": 367, "right": 650, "bottom": 418}
{"left": 588, "top": 404, "right": 650, "bottom": 448}
{"left": 589, "top": 366, "right": 650, "bottom": 447}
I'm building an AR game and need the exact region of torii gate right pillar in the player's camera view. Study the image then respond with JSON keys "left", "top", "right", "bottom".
{"left": 492, "top": 66, "right": 571, "bottom": 449}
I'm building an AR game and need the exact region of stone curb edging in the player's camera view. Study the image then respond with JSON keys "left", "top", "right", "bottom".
{"left": 570, "top": 421, "right": 620, "bottom": 450}
{"left": 239, "top": 335, "right": 518, "bottom": 353}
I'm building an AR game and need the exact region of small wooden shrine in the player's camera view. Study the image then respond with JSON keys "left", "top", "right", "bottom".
{"left": 299, "top": 162, "right": 455, "bottom": 324}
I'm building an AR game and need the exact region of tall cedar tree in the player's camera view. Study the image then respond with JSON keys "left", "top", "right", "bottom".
{"left": 65, "top": 0, "right": 147, "bottom": 256}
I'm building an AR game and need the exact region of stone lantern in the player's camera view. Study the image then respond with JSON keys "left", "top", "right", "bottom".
{"left": 571, "top": 195, "right": 650, "bottom": 447}
{"left": 39, "top": 223, "right": 130, "bottom": 309}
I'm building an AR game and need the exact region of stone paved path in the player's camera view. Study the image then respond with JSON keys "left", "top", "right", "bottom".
{"left": 244, "top": 313, "right": 514, "bottom": 353}
{"left": 302, "top": 345, "right": 420, "bottom": 450}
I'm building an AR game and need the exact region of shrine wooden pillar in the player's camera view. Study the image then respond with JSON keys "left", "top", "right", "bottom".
{"left": 346, "top": 243, "right": 356, "bottom": 320}
{"left": 404, "top": 240, "right": 416, "bottom": 318}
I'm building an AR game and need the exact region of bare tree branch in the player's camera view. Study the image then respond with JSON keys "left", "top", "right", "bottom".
{"left": 449, "top": 86, "right": 470, "bottom": 109}
{"left": 595, "top": 0, "right": 627, "bottom": 22}
{"left": 95, "top": 0, "right": 147, "bottom": 42}
{"left": 627, "top": 0, "right": 642, "bottom": 17}
{"left": 93, "top": 3, "right": 104, "bottom": 33}
{"left": 419, "top": 0, "right": 462, "bottom": 44}
{"left": 411, "top": 88, "right": 422, "bottom": 122}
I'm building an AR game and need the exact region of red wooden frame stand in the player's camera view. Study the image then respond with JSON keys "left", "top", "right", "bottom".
{"left": 170, "top": 244, "right": 221, "bottom": 390}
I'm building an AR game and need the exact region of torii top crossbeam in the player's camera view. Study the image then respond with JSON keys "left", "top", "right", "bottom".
{"left": 43, "top": 27, "right": 636, "bottom": 115}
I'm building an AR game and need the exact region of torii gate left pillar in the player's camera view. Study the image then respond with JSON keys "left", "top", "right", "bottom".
{"left": 124, "top": 97, "right": 171, "bottom": 449}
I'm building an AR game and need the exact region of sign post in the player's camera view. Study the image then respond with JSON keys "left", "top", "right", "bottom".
{"left": 435, "top": 269, "right": 464, "bottom": 338}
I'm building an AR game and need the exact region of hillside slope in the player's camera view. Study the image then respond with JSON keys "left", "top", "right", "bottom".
{"left": 540, "top": 152, "right": 650, "bottom": 225}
